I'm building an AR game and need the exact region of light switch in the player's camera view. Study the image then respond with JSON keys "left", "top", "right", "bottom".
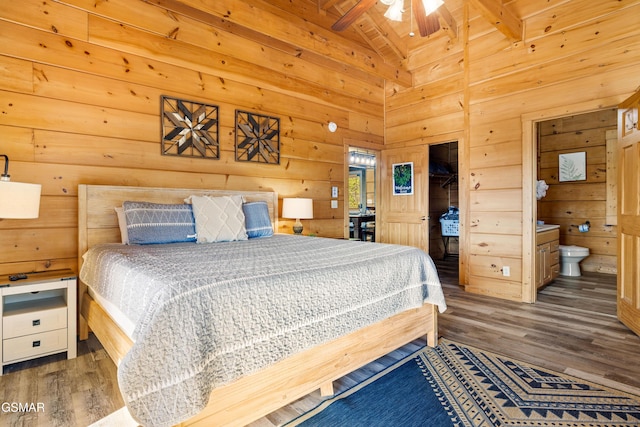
{"left": 331, "top": 200, "right": 338, "bottom": 209}
{"left": 332, "top": 186, "right": 338, "bottom": 198}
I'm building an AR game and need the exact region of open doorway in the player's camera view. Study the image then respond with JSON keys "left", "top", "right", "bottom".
{"left": 428, "top": 141, "right": 459, "bottom": 264}
{"left": 534, "top": 109, "right": 617, "bottom": 291}
{"left": 348, "top": 148, "right": 377, "bottom": 241}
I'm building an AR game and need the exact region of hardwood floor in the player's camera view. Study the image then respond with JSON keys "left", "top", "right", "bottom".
{"left": 436, "top": 259, "right": 640, "bottom": 395}
{"left": 1, "top": 258, "right": 639, "bottom": 426}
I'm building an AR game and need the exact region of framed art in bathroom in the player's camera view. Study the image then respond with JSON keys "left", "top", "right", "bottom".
{"left": 559, "top": 152, "right": 586, "bottom": 182}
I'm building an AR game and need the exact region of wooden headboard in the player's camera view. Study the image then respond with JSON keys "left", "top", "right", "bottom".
{"left": 77, "top": 184, "right": 279, "bottom": 269}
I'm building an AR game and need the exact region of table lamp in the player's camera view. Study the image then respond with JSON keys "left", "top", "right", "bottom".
{"left": 0, "top": 154, "right": 41, "bottom": 219}
{"left": 282, "top": 198, "right": 313, "bottom": 235}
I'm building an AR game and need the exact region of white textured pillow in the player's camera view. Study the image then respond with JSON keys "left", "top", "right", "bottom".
{"left": 188, "top": 195, "right": 248, "bottom": 243}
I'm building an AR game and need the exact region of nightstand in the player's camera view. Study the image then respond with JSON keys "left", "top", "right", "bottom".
{"left": 1, "top": 269, "right": 77, "bottom": 374}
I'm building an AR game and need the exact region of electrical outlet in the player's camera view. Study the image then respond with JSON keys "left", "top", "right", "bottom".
{"left": 332, "top": 186, "right": 338, "bottom": 198}
{"left": 502, "top": 266, "right": 510, "bottom": 277}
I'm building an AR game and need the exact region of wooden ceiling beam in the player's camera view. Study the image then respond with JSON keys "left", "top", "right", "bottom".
{"left": 334, "top": 1, "right": 407, "bottom": 64}
{"left": 435, "top": 4, "right": 458, "bottom": 41}
{"left": 318, "top": 0, "right": 341, "bottom": 11}
{"left": 147, "top": 0, "right": 412, "bottom": 86}
{"left": 466, "top": 0, "right": 522, "bottom": 41}
{"left": 331, "top": 0, "right": 377, "bottom": 31}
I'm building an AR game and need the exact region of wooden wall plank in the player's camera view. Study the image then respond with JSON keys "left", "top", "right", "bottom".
{"left": 469, "top": 233, "right": 522, "bottom": 257}
{"left": 0, "top": 91, "right": 157, "bottom": 140}
{"left": 469, "top": 4, "right": 640, "bottom": 84}
{"left": 524, "top": 0, "right": 638, "bottom": 41}
{"left": 470, "top": 165, "right": 523, "bottom": 190}
{"left": 0, "top": 0, "right": 88, "bottom": 39}
{"left": 469, "top": 255, "right": 523, "bottom": 282}
{"left": 469, "top": 140, "right": 522, "bottom": 169}
{"left": 469, "top": 211, "right": 522, "bottom": 235}
{"left": 0, "top": 125, "right": 34, "bottom": 160}
{"left": 0, "top": 228, "right": 77, "bottom": 263}
{"left": 464, "top": 274, "right": 522, "bottom": 301}
{"left": 470, "top": 37, "right": 640, "bottom": 104}
{"left": 470, "top": 189, "right": 522, "bottom": 212}
{"left": 386, "top": 111, "right": 465, "bottom": 144}
{"left": 0, "top": 56, "right": 33, "bottom": 93}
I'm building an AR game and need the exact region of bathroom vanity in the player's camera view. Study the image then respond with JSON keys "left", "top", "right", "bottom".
{"left": 536, "top": 225, "right": 560, "bottom": 289}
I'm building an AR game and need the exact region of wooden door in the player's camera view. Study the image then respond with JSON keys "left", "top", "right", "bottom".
{"left": 617, "top": 90, "right": 640, "bottom": 337}
{"left": 379, "top": 145, "right": 429, "bottom": 251}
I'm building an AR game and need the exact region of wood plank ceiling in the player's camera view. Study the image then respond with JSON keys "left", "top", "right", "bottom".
{"left": 319, "top": 0, "right": 522, "bottom": 71}
{"left": 154, "top": 0, "right": 522, "bottom": 86}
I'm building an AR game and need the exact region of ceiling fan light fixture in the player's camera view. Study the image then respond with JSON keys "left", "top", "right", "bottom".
{"left": 379, "top": 0, "right": 395, "bottom": 5}
{"left": 421, "top": 0, "right": 444, "bottom": 15}
{"left": 384, "top": 0, "right": 404, "bottom": 21}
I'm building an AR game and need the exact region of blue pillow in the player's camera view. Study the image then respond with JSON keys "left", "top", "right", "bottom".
{"left": 123, "top": 201, "right": 197, "bottom": 244}
{"left": 242, "top": 201, "right": 274, "bottom": 238}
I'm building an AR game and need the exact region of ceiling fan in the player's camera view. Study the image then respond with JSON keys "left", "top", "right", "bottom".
{"left": 332, "top": 0, "right": 443, "bottom": 37}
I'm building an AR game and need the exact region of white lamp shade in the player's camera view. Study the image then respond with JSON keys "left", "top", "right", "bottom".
{"left": 0, "top": 180, "right": 41, "bottom": 218}
{"left": 282, "top": 198, "right": 313, "bottom": 220}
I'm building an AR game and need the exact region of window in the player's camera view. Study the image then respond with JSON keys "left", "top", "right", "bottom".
{"left": 349, "top": 169, "right": 365, "bottom": 213}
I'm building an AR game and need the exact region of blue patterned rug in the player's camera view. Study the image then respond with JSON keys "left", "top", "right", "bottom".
{"left": 286, "top": 339, "right": 640, "bottom": 426}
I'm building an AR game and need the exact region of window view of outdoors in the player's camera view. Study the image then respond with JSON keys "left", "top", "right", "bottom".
{"left": 349, "top": 174, "right": 361, "bottom": 210}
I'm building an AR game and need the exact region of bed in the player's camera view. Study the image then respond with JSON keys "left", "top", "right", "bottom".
{"left": 77, "top": 184, "right": 446, "bottom": 427}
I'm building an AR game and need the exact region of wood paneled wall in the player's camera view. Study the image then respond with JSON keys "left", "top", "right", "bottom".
{"left": 537, "top": 110, "right": 617, "bottom": 274}
{"left": 386, "top": 0, "right": 640, "bottom": 301}
{"left": 2, "top": 0, "right": 638, "bottom": 302}
{"left": 0, "top": 0, "right": 386, "bottom": 275}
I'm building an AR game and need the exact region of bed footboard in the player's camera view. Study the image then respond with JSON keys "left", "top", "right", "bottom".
{"left": 82, "top": 290, "right": 437, "bottom": 427}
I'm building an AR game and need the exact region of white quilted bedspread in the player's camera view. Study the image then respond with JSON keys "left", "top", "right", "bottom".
{"left": 80, "top": 234, "right": 446, "bottom": 426}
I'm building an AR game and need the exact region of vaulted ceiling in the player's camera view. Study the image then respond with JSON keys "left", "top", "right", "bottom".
{"left": 319, "top": 0, "right": 522, "bottom": 65}
{"left": 152, "top": 0, "right": 522, "bottom": 88}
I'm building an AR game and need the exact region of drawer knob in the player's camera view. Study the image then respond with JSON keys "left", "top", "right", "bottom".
{"left": 32, "top": 340, "right": 41, "bottom": 347}
{"left": 32, "top": 319, "right": 41, "bottom": 326}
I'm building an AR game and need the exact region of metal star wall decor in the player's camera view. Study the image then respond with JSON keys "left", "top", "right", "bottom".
{"left": 161, "top": 96, "right": 219, "bottom": 159}
{"left": 235, "top": 110, "right": 280, "bottom": 164}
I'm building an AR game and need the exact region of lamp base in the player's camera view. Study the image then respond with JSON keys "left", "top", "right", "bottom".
{"left": 293, "top": 224, "right": 303, "bottom": 235}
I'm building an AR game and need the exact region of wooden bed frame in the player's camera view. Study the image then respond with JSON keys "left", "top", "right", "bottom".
{"left": 77, "top": 184, "right": 439, "bottom": 427}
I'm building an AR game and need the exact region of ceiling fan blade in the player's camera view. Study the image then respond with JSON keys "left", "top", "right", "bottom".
{"left": 412, "top": 0, "right": 441, "bottom": 37}
{"left": 332, "top": 0, "right": 377, "bottom": 31}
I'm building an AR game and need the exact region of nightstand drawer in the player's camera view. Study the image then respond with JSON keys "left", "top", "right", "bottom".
{"left": 3, "top": 306, "right": 67, "bottom": 339}
{"left": 3, "top": 329, "right": 67, "bottom": 363}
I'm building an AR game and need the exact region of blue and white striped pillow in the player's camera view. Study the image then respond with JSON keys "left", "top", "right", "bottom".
{"left": 123, "top": 201, "right": 197, "bottom": 244}
{"left": 243, "top": 201, "right": 274, "bottom": 238}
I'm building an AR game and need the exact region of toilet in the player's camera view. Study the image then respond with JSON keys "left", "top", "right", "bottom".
{"left": 558, "top": 245, "right": 590, "bottom": 276}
